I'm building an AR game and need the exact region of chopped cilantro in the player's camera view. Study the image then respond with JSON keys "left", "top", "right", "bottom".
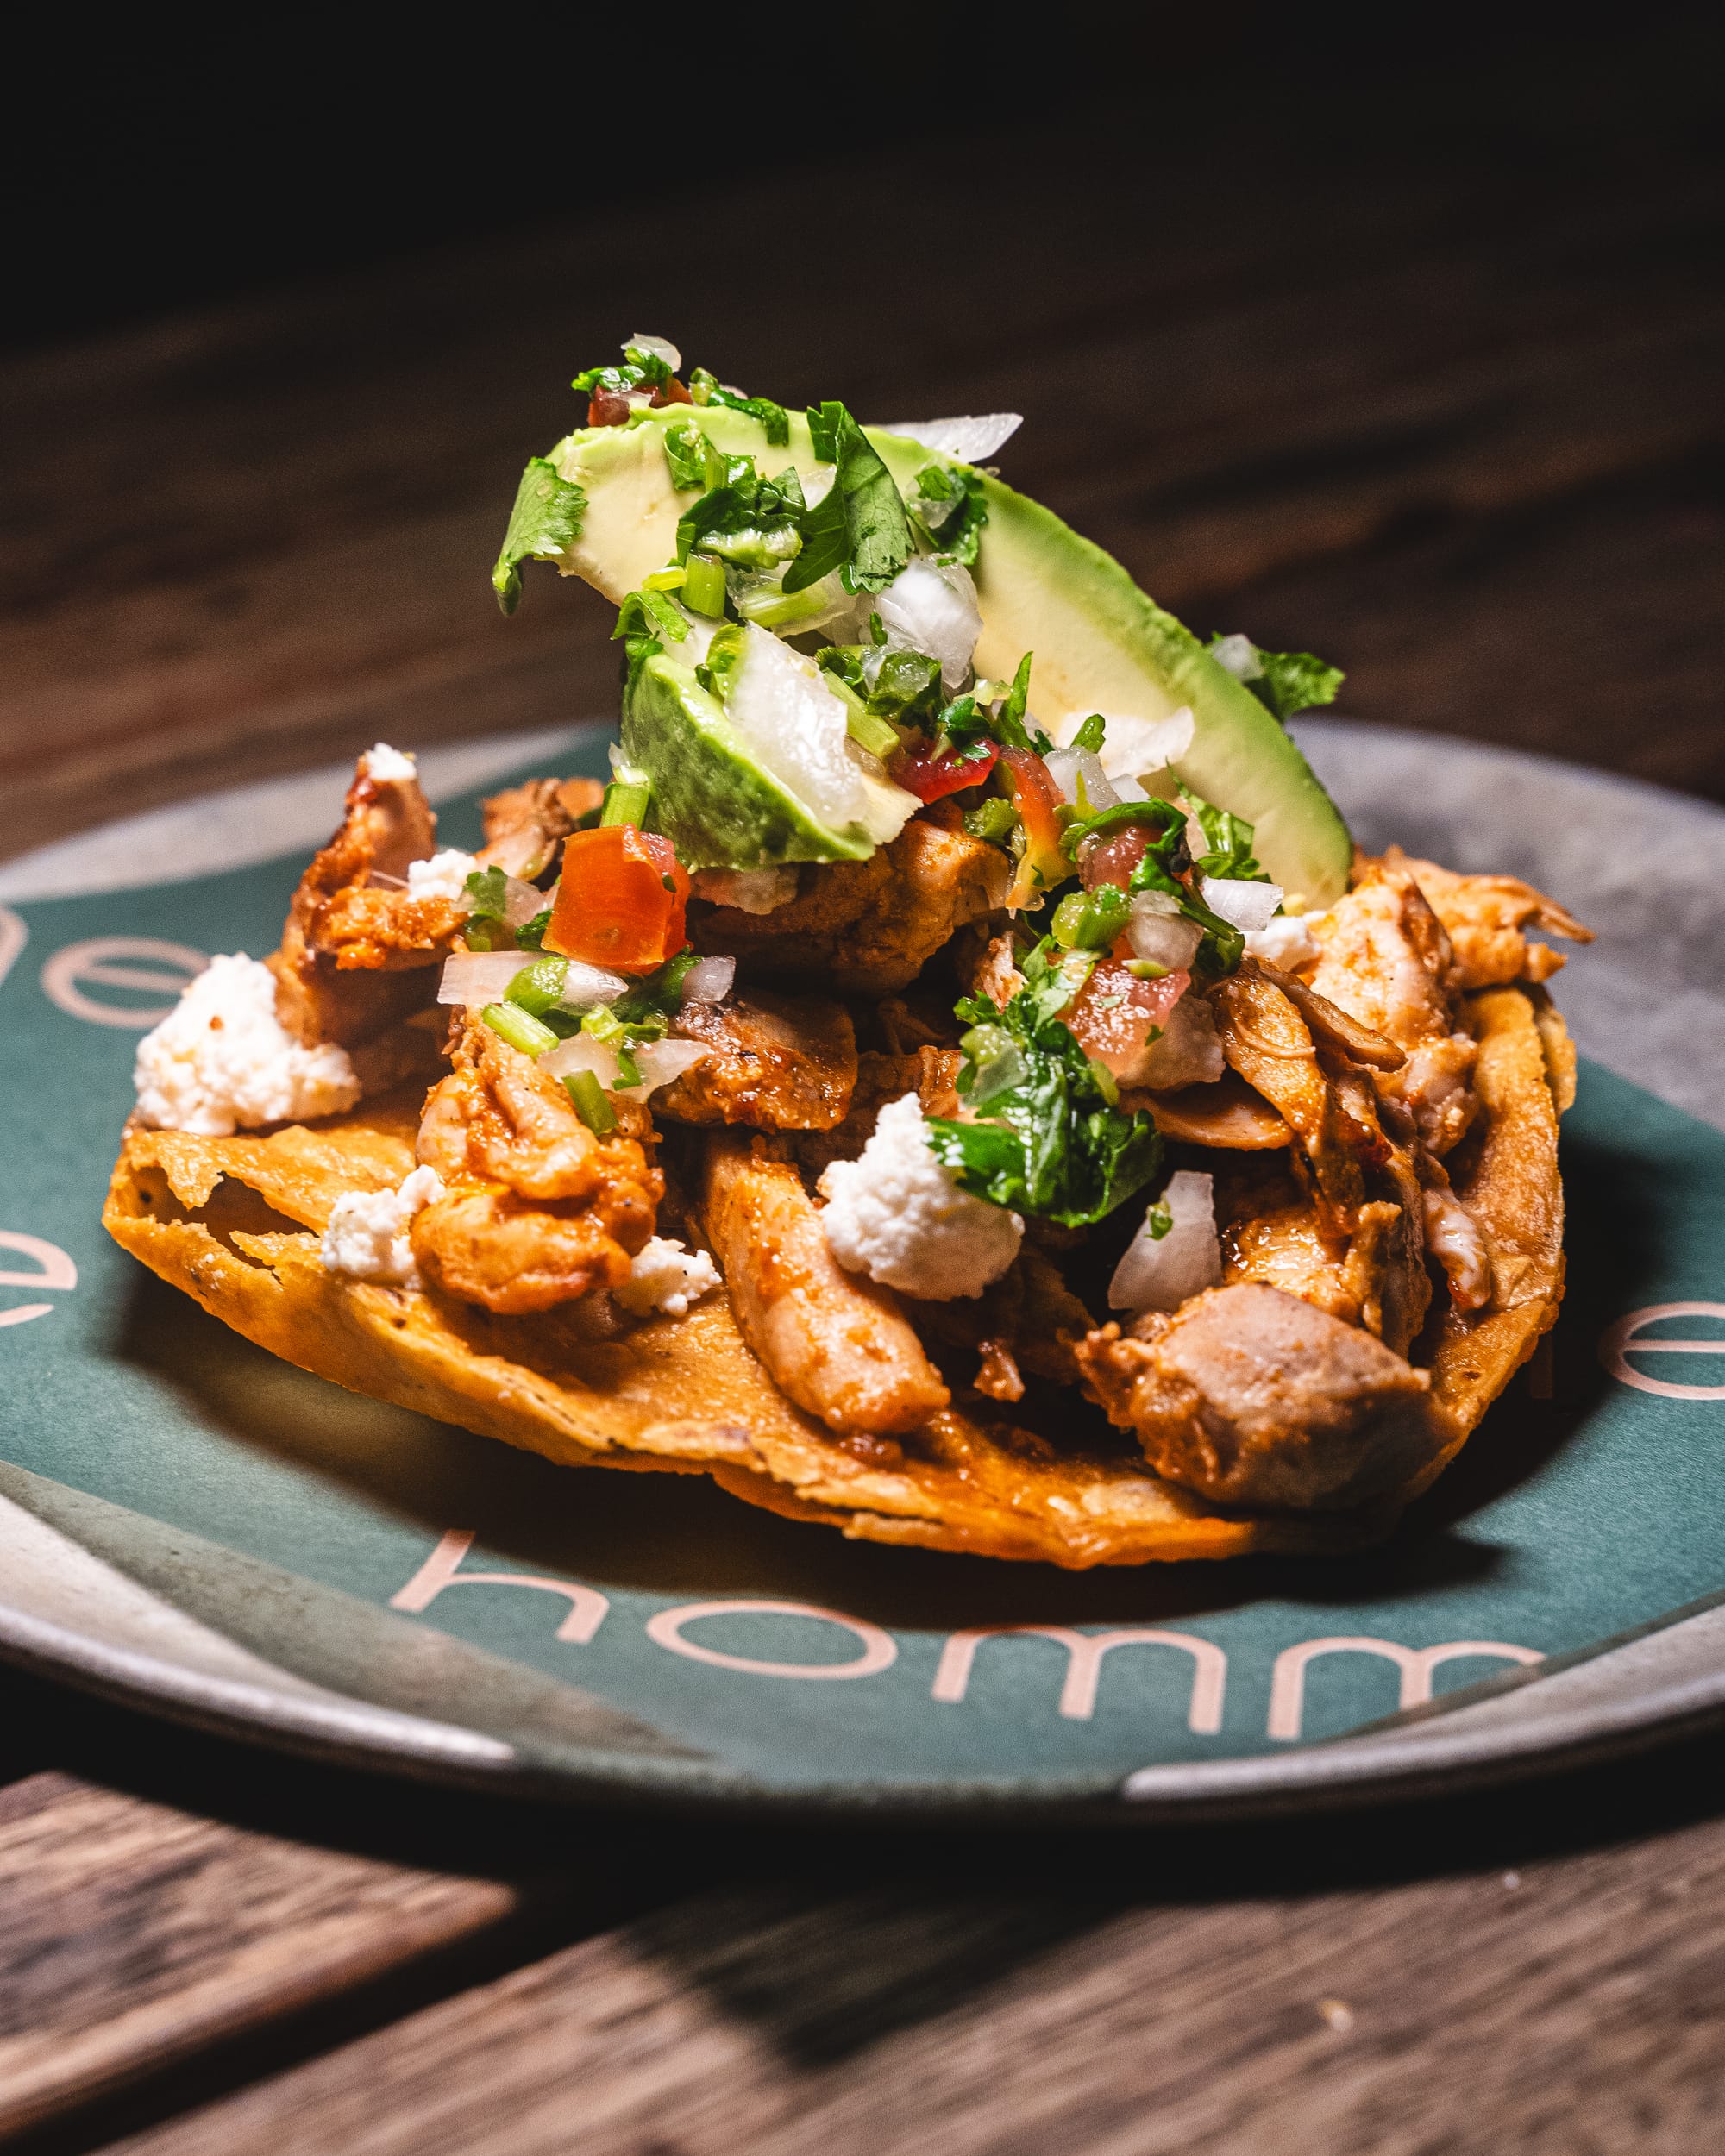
{"left": 662, "top": 422, "right": 707, "bottom": 492}
{"left": 926, "top": 940, "right": 1163, "bottom": 1227}
{"left": 911, "top": 461, "right": 988, "bottom": 567}
{"left": 1184, "top": 790, "right": 1267, "bottom": 881}
{"left": 783, "top": 401, "right": 913, "bottom": 596}
{"left": 492, "top": 459, "right": 586, "bottom": 616}
{"left": 1207, "top": 632, "right": 1345, "bottom": 721}
{"left": 989, "top": 653, "right": 1053, "bottom": 755}
{"left": 1058, "top": 799, "right": 1245, "bottom": 975}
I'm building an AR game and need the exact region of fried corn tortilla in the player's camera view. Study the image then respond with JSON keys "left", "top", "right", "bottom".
{"left": 104, "top": 984, "right": 1566, "bottom": 1568}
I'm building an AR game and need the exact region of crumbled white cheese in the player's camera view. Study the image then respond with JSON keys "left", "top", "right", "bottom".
{"left": 361, "top": 743, "right": 417, "bottom": 782}
{"left": 1245, "top": 912, "right": 1321, "bottom": 970}
{"left": 614, "top": 1236, "right": 722, "bottom": 1319}
{"left": 321, "top": 1166, "right": 446, "bottom": 1289}
{"left": 134, "top": 955, "right": 361, "bottom": 1137}
{"left": 819, "top": 1094, "right": 1022, "bottom": 1301}
{"left": 406, "top": 849, "right": 481, "bottom": 905}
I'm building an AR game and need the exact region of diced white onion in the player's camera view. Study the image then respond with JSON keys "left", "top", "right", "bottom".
{"left": 693, "top": 866, "right": 798, "bottom": 914}
{"left": 624, "top": 1038, "right": 712, "bottom": 1098}
{"left": 627, "top": 333, "right": 681, "bottom": 371}
{"left": 538, "top": 1032, "right": 710, "bottom": 1101}
{"left": 502, "top": 875, "right": 547, "bottom": 928}
{"left": 438, "top": 952, "right": 535, "bottom": 1006}
{"left": 680, "top": 955, "right": 736, "bottom": 1004}
{"left": 1060, "top": 707, "right": 1195, "bottom": 793}
{"left": 873, "top": 559, "right": 983, "bottom": 691}
{"left": 1208, "top": 633, "right": 1263, "bottom": 681}
{"left": 1244, "top": 914, "right": 1320, "bottom": 970}
{"left": 1108, "top": 1171, "right": 1223, "bottom": 1315}
{"left": 436, "top": 951, "right": 630, "bottom": 1011}
{"left": 1044, "top": 746, "right": 1120, "bottom": 813}
{"left": 1126, "top": 896, "right": 1203, "bottom": 972}
{"left": 1199, "top": 877, "right": 1285, "bottom": 935}
{"left": 725, "top": 624, "right": 916, "bottom": 845}
{"left": 551, "top": 960, "right": 633, "bottom": 1012}
{"left": 873, "top": 414, "right": 1024, "bottom": 462}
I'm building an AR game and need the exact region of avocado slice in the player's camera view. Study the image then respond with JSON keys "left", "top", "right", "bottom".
{"left": 525, "top": 404, "right": 1352, "bottom": 906}
{"left": 624, "top": 648, "right": 888, "bottom": 871}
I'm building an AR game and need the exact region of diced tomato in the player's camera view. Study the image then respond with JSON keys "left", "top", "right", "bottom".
{"left": 998, "top": 746, "right": 1070, "bottom": 911}
{"left": 891, "top": 739, "right": 999, "bottom": 804}
{"left": 1066, "top": 958, "right": 1192, "bottom": 1084}
{"left": 1081, "top": 823, "right": 1154, "bottom": 893}
{"left": 586, "top": 379, "right": 692, "bottom": 426}
{"left": 545, "top": 824, "right": 691, "bottom": 975}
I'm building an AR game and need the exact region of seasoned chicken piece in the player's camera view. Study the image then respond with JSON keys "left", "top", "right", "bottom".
{"left": 1218, "top": 1150, "right": 1427, "bottom": 1357}
{"left": 1212, "top": 964, "right": 1368, "bottom": 1237}
{"left": 271, "top": 756, "right": 461, "bottom": 1051}
{"left": 964, "top": 930, "right": 1027, "bottom": 1008}
{"left": 781, "top": 1046, "right": 963, "bottom": 1184}
{"left": 411, "top": 1018, "right": 660, "bottom": 1313}
{"left": 1379, "top": 846, "right": 1591, "bottom": 990}
{"left": 697, "top": 812, "right": 1010, "bottom": 994}
{"left": 656, "top": 991, "right": 857, "bottom": 1131}
{"left": 1129, "top": 1072, "right": 1291, "bottom": 1150}
{"left": 1076, "top": 1282, "right": 1434, "bottom": 1509}
{"left": 1308, "top": 866, "right": 1478, "bottom": 1156}
{"left": 913, "top": 1243, "right": 1097, "bottom": 1400}
{"left": 701, "top": 1135, "right": 949, "bottom": 1436}
{"left": 479, "top": 776, "right": 604, "bottom": 881}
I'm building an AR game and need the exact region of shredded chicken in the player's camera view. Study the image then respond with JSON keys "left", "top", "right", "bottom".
{"left": 656, "top": 991, "right": 857, "bottom": 1131}
{"left": 479, "top": 777, "right": 604, "bottom": 881}
{"left": 1378, "top": 847, "right": 1591, "bottom": 990}
{"left": 696, "top": 810, "right": 1010, "bottom": 994}
{"left": 1076, "top": 1282, "right": 1433, "bottom": 1509}
{"left": 1308, "top": 865, "right": 1479, "bottom": 1156}
{"left": 410, "top": 1018, "right": 660, "bottom": 1313}
{"left": 700, "top": 1135, "right": 949, "bottom": 1436}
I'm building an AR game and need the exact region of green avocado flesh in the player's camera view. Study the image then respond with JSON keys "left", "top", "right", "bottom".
{"left": 537, "top": 404, "right": 1352, "bottom": 906}
{"left": 622, "top": 650, "right": 878, "bottom": 871}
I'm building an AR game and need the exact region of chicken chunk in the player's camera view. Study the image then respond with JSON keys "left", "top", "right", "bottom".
{"left": 1379, "top": 847, "right": 1591, "bottom": 990}
{"left": 479, "top": 776, "right": 604, "bottom": 881}
{"left": 696, "top": 812, "right": 1010, "bottom": 994}
{"left": 655, "top": 991, "right": 857, "bottom": 1131}
{"left": 411, "top": 1018, "right": 660, "bottom": 1313}
{"left": 700, "top": 1135, "right": 950, "bottom": 1436}
{"left": 271, "top": 755, "right": 462, "bottom": 1051}
{"left": 1076, "top": 1282, "right": 1434, "bottom": 1509}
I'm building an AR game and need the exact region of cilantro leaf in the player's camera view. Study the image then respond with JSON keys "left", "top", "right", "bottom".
{"left": 1207, "top": 632, "right": 1345, "bottom": 721}
{"left": 1058, "top": 799, "right": 1245, "bottom": 975}
{"left": 1184, "top": 790, "right": 1266, "bottom": 881}
{"left": 783, "top": 402, "right": 912, "bottom": 596}
{"left": 911, "top": 461, "right": 988, "bottom": 567}
{"left": 928, "top": 943, "right": 1163, "bottom": 1227}
{"left": 492, "top": 459, "right": 586, "bottom": 616}
{"left": 662, "top": 421, "right": 707, "bottom": 492}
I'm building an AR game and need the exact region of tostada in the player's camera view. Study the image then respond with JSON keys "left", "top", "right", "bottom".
{"left": 105, "top": 337, "right": 1590, "bottom": 1566}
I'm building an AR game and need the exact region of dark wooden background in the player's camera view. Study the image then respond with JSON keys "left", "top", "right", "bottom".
{"left": 2, "top": 14, "right": 1723, "bottom": 2147}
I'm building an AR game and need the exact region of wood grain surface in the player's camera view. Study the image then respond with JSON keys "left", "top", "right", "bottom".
{"left": 99, "top": 1783, "right": 1725, "bottom": 2156}
{"left": 2, "top": 97, "right": 1722, "bottom": 2156}
{"left": 3, "top": 137, "right": 1720, "bottom": 864}
{"left": 0, "top": 1772, "right": 515, "bottom": 2140}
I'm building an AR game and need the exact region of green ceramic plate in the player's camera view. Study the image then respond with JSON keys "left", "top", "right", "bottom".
{"left": 2, "top": 720, "right": 1722, "bottom": 1820}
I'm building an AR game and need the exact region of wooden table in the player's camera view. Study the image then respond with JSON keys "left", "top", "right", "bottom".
{"left": 2, "top": 126, "right": 1722, "bottom": 2153}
